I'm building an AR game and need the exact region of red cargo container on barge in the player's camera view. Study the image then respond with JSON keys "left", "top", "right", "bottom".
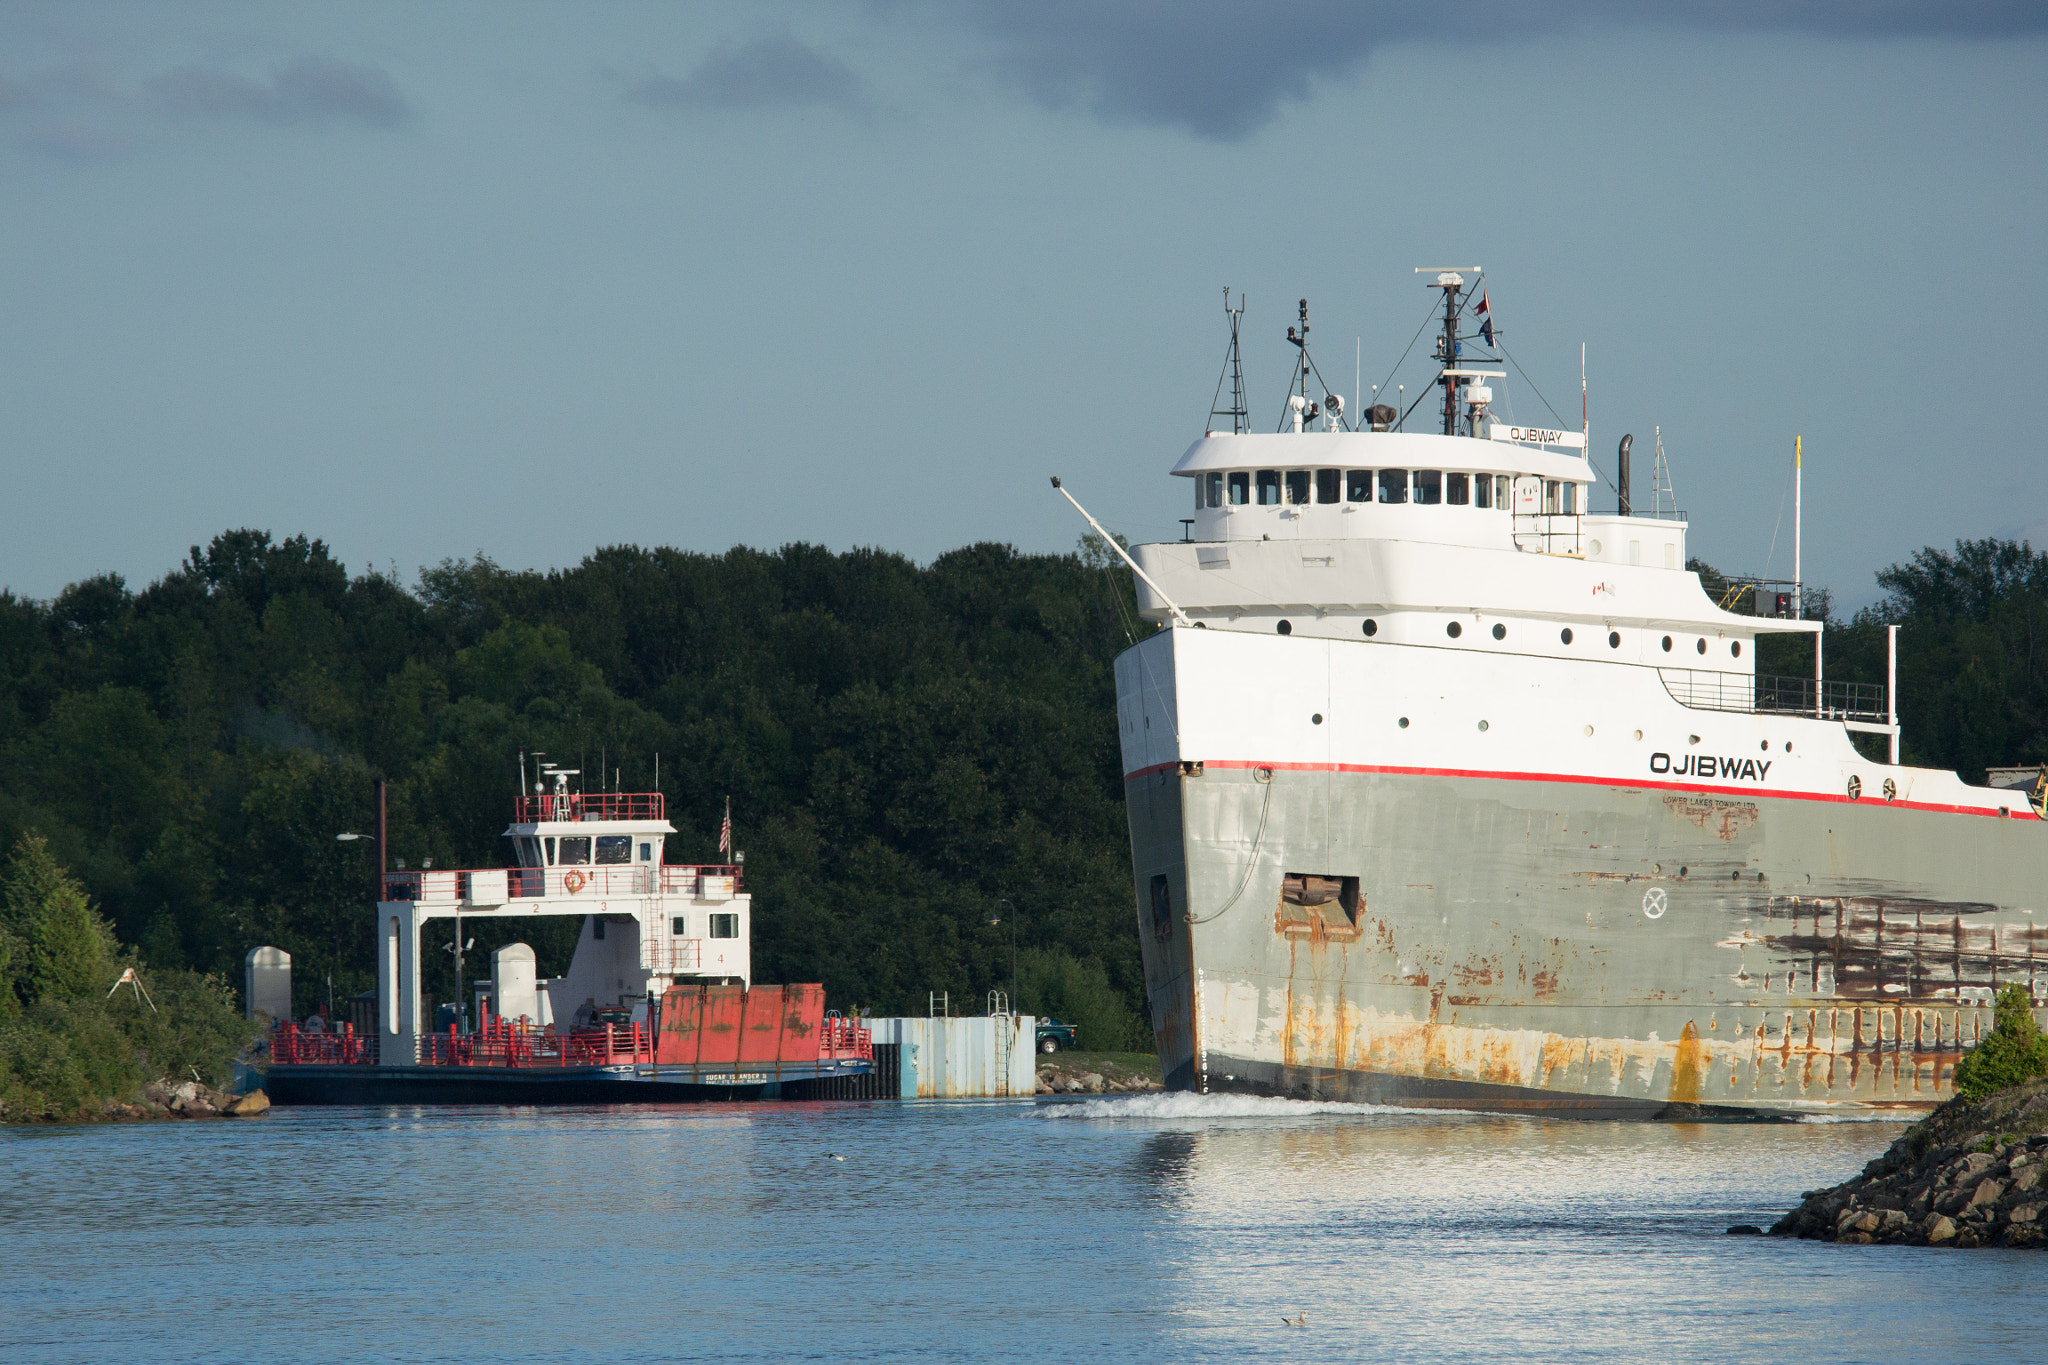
{"left": 264, "top": 768, "right": 871, "bottom": 1104}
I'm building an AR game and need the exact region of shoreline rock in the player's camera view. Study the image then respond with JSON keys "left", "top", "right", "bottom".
{"left": 1035, "top": 1056, "right": 1165, "bottom": 1096}
{"left": 1770, "top": 1076, "right": 2048, "bottom": 1249}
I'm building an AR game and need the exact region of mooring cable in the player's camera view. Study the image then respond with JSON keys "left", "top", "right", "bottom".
{"left": 1185, "top": 768, "right": 1273, "bottom": 925}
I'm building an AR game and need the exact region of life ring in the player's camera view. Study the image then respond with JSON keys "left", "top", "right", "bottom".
{"left": 564, "top": 870, "right": 587, "bottom": 893}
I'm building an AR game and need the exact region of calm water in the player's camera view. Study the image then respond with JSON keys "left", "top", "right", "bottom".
{"left": 3, "top": 1095, "right": 2043, "bottom": 1362}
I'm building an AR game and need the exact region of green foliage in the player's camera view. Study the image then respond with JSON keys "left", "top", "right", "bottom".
{"left": 1017, "top": 947, "right": 1145, "bottom": 1052}
{"left": 2, "top": 831, "right": 113, "bottom": 1007}
{"left": 0, "top": 832, "right": 256, "bottom": 1120}
{"left": 1951, "top": 984, "right": 2048, "bottom": 1102}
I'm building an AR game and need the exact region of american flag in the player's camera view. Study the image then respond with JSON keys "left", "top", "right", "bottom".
{"left": 718, "top": 797, "right": 732, "bottom": 855}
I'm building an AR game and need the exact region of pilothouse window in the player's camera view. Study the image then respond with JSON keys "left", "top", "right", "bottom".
{"left": 1476, "top": 474, "right": 1493, "bottom": 509}
{"left": 1315, "top": 469, "right": 1341, "bottom": 504}
{"left": 1204, "top": 473, "right": 1222, "bottom": 508}
{"left": 558, "top": 837, "right": 591, "bottom": 866}
{"left": 1447, "top": 473, "right": 1470, "bottom": 505}
{"left": 1378, "top": 470, "right": 1408, "bottom": 504}
{"left": 1346, "top": 471, "right": 1372, "bottom": 502}
{"left": 595, "top": 835, "right": 631, "bottom": 865}
{"left": 1413, "top": 471, "right": 1442, "bottom": 505}
{"left": 1257, "top": 470, "right": 1281, "bottom": 505}
{"left": 1285, "top": 470, "right": 1311, "bottom": 505}
{"left": 1228, "top": 472, "right": 1249, "bottom": 505}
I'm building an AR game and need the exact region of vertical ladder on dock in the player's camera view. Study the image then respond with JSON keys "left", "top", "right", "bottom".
{"left": 988, "top": 991, "right": 1013, "bottom": 1098}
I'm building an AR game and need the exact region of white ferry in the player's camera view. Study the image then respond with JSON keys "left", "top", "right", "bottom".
{"left": 1097, "top": 274, "right": 2048, "bottom": 1117}
{"left": 265, "top": 766, "right": 873, "bottom": 1104}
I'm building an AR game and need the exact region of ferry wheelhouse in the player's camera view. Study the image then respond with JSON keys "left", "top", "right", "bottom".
{"left": 265, "top": 771, "right": 871, "bottom": 1104}
{"left": 1104, "top": 274, "right": 2048, "bottom": 1117}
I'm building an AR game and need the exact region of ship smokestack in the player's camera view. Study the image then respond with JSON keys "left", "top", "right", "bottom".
{"left": 1617, "top": 433, "right": 1634, "bottom": 517}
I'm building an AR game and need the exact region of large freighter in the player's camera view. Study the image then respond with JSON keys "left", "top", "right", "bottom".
{"left": 1106, "top": 275, "right": 2048, "bottom": 1118}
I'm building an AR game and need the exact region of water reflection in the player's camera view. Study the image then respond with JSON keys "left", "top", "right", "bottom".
{"left": 6, "top": 1097, "right": 2041, "bottom": 1363}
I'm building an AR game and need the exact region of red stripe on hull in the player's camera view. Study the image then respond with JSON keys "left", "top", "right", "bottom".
{"left": 1121, "top": 757, "right": 2038, "bottom": 820}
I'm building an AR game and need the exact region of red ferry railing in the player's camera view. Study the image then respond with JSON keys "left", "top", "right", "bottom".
{"left": 418, "top": 1020, "right": 653, "bottom": 1068}
{"left": 379, "top": 864, "right": 742, "bottom": 902}
{"left": 820, "top": 1016, "right": 873, "bottom": 1061}
{"left": 512, "top": 792, "right": 665, "bottom": 823}
{"left": 271, "top": 1021, "right": 379, "bottom": 1065}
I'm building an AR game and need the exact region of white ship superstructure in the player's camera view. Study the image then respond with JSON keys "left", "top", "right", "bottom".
{"left": 1109, "top": 274, "right": 2047, "bottom": 1117}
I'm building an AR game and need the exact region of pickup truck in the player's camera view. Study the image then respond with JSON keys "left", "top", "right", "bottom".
{"left": 1035, "top": 1019, "right": 1079, "bottom": 1053}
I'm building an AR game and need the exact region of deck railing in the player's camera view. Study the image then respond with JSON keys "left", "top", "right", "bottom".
{"left": 512, "top": 792, "right": 665, "bottom": 823}
{"left": 379, "top": 864, "right": 742, "bottom": 903}
{"left": 1659, "top": 668, "right": 1889, "bottom": 723}
{"left": 270, "top": 1022, "right": 379, "bottom": 1065}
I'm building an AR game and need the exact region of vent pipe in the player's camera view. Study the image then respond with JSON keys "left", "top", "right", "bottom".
{"left": 1617, "top": 434, "right": 1634, "bottom": 517}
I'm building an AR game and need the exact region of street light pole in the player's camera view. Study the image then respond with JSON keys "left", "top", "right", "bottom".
{"left": 988, "top": 898, "right": 1018, "bottom": 1013}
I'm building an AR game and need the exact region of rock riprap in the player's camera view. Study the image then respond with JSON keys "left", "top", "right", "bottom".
{"left": 1771, "top": 1077, "right": 2048, "bottom": 1249}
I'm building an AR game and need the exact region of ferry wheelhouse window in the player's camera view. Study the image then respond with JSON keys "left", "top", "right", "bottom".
{"left": 1446, "top": 473, "right": 1470, "bottom": 505}
{"left": 1316, "top": 469, "right": 1341, "bottom": 503}
{"left": 1346, "top": 470, "right": 1372, "bottom": 502}
{"left": 709, "top": 913, "right": 740, "bottom": 939}
{"left": 515, "top": 837, "right": 541, "bottom": 867}
{"left": 1228, "top": 472, "right": 1250, "bottom": 505}
{"left": 1378, "top": 469, "right": 1408, "bottom": 504}
{"left": 1257, "top": 470, "right": 1282, "bottom": 505}
{"left": 1544, "top": 481, "right": 1561, "bottom": 514}
{"left": 1203, "top": 472, "right": 1223, "bottom": 508}
{"left": 595, "top": 835, "right": 632, "bottom": 865}
{"left": 1475, "top": 474, "right": 1493, "bottom": 508}
{"left": 1413, "top": 471, "right": 1442, "bottom": 505}
{"left": 559, "top": 837, "right": 591, "bottom": 866}
{"left": 1284, "top": 470, "right": 1311, "bottom": 505}
{"left": 671, "top": 916, "right": 687, "bottom": 937}
{"left": 1494, "top": 475, "right": 1510, "bottom": 508}
{"left": 543, "top": 837, "right": 556, "bottom": 864}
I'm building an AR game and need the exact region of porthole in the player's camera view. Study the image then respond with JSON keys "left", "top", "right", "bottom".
{"left": 1661, "top": 635, "right": 1673, "bottom": 652}
{"left": 1398, "top": 717, "right": 1410, "bottom": 729}
{"left": 1363, "top": 619, "right": 1378, "bottom": 637}
{"left": 1608, "top": 631, "right": 1621, "bottom": 649}
{"left": 1584, "top": 725, "right": 1594, "bottom": 737}
{"left": 1277, "top": 619, "right": 1292, "bottom": 635}
{"left": 1679, "top": 866, "right": 1689, "bottom": 878}
{"left": 1731, "top": 641, "right": 1742, "bottom": 658}
{"left": 1731, "top": 869, "right": 1741, "bottom": 881}
{"left": 1478, "top": 720, "right": 1490, "bottom": 732}
{"left": 1847, "top": 775, "right": 1862, "bottom": 801}
{"left": 1785, "top": 742, "right": 1793, "bottom": 753}
{"left": 1760, "top": 740, "right": 1769, "bottom": 751}
{"left": 1633, "top": 729, "right": 1643, "bottom": 740}
{"left": 1589, "top": 539, "right": 1602, "bottom": 555}
{"left": 1311, "top": 713, "right": 1323, "bottom": 726}
{"left": 1883, "top": 778, "right": 1897, "bottom": 801}
{"left": 1696, "top": 638, "right": 1707, "bottom": 655}
{"left": 1447, "top": 621, "right": 1463, "bottom": 639}
{"left": 1491, "top": 623, "right": 1506, "bottom": 641}
{"left": 1560, "top": 628, "right": 1574, "bottom": 645}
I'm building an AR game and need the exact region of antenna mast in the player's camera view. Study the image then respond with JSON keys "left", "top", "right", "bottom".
{"left": 1415, "top": 268, "right": 1480, "bottom": 436}
{"left": 1208, "top": 289, "right": 1249, "bottom": 435}
{"left": 1650, "top": 427, "right": 1676, "bottom": 518}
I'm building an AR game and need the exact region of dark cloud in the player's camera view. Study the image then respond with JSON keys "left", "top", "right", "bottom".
{"left": 628, "top": 34, "right": 871, "bottom": 115}
{"left": 148, "top": 56, "right": 412, "bottom": 128}
{"left": 949, "top": 1, "right": 2048, "bottom": 141}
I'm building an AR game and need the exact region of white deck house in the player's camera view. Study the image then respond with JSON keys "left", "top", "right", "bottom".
{"left": 373, "top": 789, "right": 749, "bottom": 1066}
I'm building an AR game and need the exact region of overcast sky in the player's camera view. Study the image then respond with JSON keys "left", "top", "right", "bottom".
{"left": 4, "top": 2, "right": 2043, "bottom": 611}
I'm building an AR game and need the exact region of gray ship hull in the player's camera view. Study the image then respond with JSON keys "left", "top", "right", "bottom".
{"left": 1122, "top": 649, "right": 2048, "bottom": 1118}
